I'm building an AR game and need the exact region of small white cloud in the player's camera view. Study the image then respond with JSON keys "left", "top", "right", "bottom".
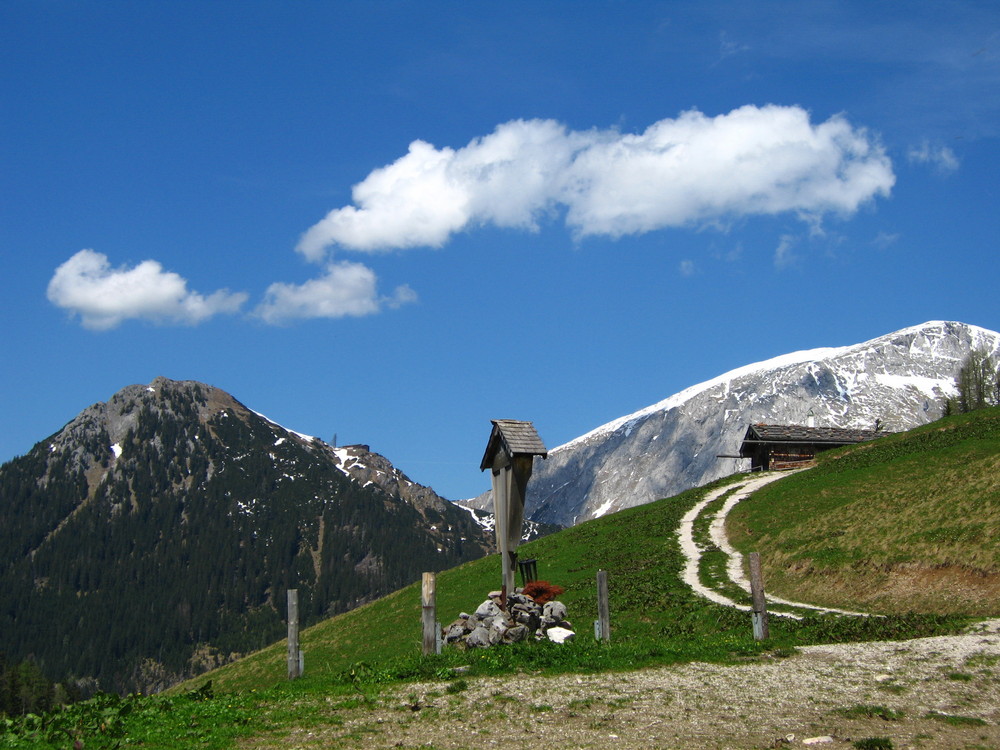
{"left": 774, "top": 234, "right": 798, "bottom": 268}
{"left": 872, "top": 231, "right": 900, "bottom": 249}
{"left": 297, "top": 106, "right": 895, "bottom": 258}
{"left": 712, "top": 241, "right": 744, "bottom": 263}
{"left": 718, "top": 31, "right": 750, "bottom": 61}
{"left": 679, "top": 259, "right": 696, "bottom": 276}
{"left": 254, "top": 261, "right": 416, "bottom": 324}
{"left": 908, "top": 140, "right": 959, "bottom": 173}
{"left": 47, "top": 249, "right": 247, "bottom": 330}
{"left": 385, "top": 284, "right": 418, "bottom": 309}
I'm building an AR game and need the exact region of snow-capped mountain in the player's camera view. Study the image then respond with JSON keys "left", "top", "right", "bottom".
{"left": 462, "top": 321, "right": 1000, "bottom": 527}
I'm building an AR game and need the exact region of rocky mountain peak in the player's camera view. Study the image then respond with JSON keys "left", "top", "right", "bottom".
{"left": 0, "top": 377, "right": 494, "bottom": 694}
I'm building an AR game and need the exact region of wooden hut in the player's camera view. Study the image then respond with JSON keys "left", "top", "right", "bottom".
{"left": 738, "top": 423, "right": 884, "bottom": 471}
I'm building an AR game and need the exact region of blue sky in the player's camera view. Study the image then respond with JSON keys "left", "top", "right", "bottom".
{"left": 3, "top": 1, "right": 998, "bottom": 501}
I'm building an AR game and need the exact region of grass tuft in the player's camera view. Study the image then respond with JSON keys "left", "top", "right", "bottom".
{"left": 853, "top": 738, "right": 894, "bottom": 750}
{"left": 833, "top": 703, "right": 906, "bottom": 721}
{"left": 924, "top": 710, "right": 989, "bottom": 726}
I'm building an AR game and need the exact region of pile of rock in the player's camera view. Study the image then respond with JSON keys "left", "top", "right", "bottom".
{"left": 444, "top": 590, "right": 575, "bottom": 649}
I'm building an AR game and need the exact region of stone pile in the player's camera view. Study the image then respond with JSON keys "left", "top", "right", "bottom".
{"left": 444, "top": 590, "right": 575, "bottom": 649}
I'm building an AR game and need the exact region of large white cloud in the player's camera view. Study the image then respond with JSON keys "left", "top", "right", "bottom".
{"left": 47, "top": 249, "right": 247, "bottom": 330}
{"left": 254, "top": 261, "right": 417, "bottom": 325}
{"left": 297, "top": 105, "right": 895, "bottom": 258}
{"left": 296, "top": 118, "right": 583, "bottom": 259}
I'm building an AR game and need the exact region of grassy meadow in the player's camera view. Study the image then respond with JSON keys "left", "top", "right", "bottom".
{"left": 4, "top": 408, "right": 998, "bottom": 748}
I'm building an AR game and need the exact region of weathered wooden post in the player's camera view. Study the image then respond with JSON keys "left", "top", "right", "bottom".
{"left": 595, "top": 569, "right": 611, "bottom": 642}
{"left": 748, "top": 552, "right": 769, "bottom": 641}
{"left": 287, "top": 588, "right": 301, "bottom": 679}
{"left": 480, "top": 420, "right": 548, "bottom": 605}
{"left": 422, "top": 572, "right": 438, "bottom": 656}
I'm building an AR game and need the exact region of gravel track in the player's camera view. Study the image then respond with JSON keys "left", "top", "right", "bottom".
{"left": 246, "top": 621, "right": 1000, "bottom": 749}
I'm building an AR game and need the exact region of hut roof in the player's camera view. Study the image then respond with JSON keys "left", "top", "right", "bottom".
{"left": 480, "top": 419, "right": 548, "bottom": 471}
{"left": 739, "top": 423, "right": 884, "bottom": 455}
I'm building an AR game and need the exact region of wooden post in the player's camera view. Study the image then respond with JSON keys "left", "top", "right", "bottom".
{"left": 596, "top": 569, "right": 611, "bottom": 642}
{"left": 287, "top": 588, "right": 300, "bottom": 679}
{"left": 421, "top": 572, "right": 437, "bottom": 656}
{"left": 501, "top": 551, "right": 516, "bottom": 611}
{"left": 748, "top": 552, "right": 769, "bottom": 641}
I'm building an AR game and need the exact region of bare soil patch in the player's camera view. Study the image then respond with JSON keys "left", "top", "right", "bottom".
{"left": 773, "top": 564, "right": 1000, "bottom": 616}
{"left": 243, "top": 621, "right": 1000, "bottom": 750}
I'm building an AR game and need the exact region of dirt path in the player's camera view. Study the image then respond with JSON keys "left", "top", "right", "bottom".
{"left": 246, "top": 621, "right": 1000, "bottom": 750}
{"left": 692, "top": 470, "right": 869, "bottom": 618}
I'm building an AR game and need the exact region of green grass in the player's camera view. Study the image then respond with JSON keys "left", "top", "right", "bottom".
{"left": 946, "top": 671, "right": 974, "bottom": 681}
{"left": 853, "top": 738, "right": 894, "bottom": 750}
{"left": 6, "top": 410, "right": 1000, "bottom": 748}
{"left": 727, "top": 407, "right": 1000, "bottom": 614}
{"left": 923, "top": 710, "right": 989, "bottom": 727}
{"left": 172, "top": 473, "right": 766, "bottom": 696}
{"left": 833, "top": 703, "right": 906, "bottom": 721}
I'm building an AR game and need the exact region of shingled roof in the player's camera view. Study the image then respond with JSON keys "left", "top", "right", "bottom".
{"left": 746, "top": 424, "right": 885, "bottom": 443}
{"left": 740, "top": 423, "right": 883, "bottom": 450}
{"left": 480, "top": 419, "right": 548, "bottom": 471}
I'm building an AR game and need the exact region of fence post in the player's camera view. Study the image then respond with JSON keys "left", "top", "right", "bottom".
{"left": 595, "top": 569, "right": 611, "bottom": 642}
{"left": 748, "top": 552, "right": 769, "bottom": 641}
{"left": 422, "top": 572, "right": 438, "bottom": 655}
{"left": 287, "top": 588, "right": 301, "bottom": 679}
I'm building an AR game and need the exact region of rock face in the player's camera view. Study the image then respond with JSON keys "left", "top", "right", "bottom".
{"left": 461, "top": 321, "right": 1000, "bottom": 527}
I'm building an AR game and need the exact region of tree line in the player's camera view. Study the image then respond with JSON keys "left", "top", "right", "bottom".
{"left": 0, "top": 654, "right": 85, "bottom": 717}
{"left": 946, "top": 346, "right": 1000, "bottom": 415}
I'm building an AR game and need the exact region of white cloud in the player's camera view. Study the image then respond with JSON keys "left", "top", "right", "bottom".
{"left": 254, "top": 261, "right": 417, "bottom": 324}
{"left": 774, "top": 234, "right": 798, "bottom": 268}
{"left": 47, "top": 249, "right": 247, "bottom": 330}
{"left": 908, "top": 140, "right": 960, "bottom": 173}
{"left": 384, "top": 283, "right": 418, "bottom": 310}
{"left": 297, "top": 119, "right": 580, "bottom": 260}
{"left": 717, "top": 31, "right": 750, "bottom": 62}
{"left": 298, "top": 105, "right": 895, "bottom": 258}
{"left": 679, "top": 259, "right": 696, "bottom": 276}
{"left": 872, "top": 231, "right": 901, "bottom": 249}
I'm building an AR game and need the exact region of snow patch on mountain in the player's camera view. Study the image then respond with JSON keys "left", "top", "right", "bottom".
{"left": 555, "top": 344, "right": 850, "bottom": 453}
{"left": 463, "top": 321, "right": 1000, "bottom": 528}
{"left": 250, "top": 410, "right": 317, "bottom": 444}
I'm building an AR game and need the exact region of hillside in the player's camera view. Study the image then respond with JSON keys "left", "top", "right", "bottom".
{"left": 726, "top": 405, "right": 1000, "bottom": 615}
{"left": 4, "top": 408, "right": 999, "bottom": 748}
{"left": 175, "top": 410, "right": 1000, "bottom": 698}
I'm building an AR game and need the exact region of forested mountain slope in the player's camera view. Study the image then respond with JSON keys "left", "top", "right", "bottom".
{"left": 0, "top": 377, "right": 492, "bottom": 694}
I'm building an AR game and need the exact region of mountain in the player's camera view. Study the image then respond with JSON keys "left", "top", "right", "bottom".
{"left": 0, "top": 377, "right": 494, "bottom": 694}
{"left": 331, "top": 443, "right": 559, "bottom": 545}
{"left": 462, "top": 321, "right": 1000, "bottom": 527}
